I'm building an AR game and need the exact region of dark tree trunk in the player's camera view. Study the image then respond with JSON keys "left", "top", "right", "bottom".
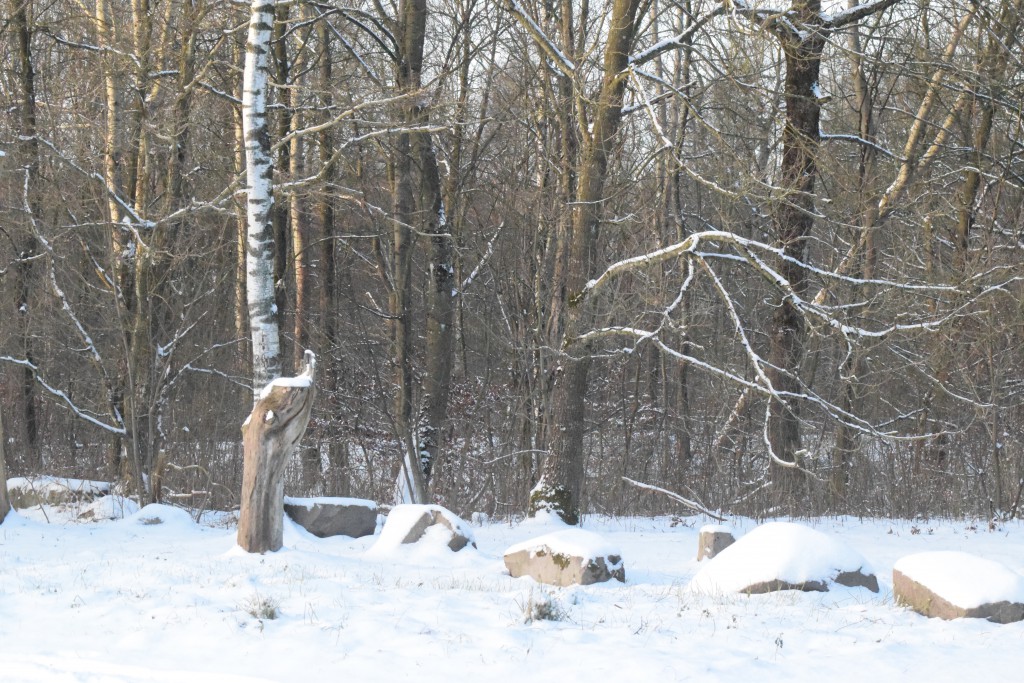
{"left": 13, "top": 0, "right": 41, "bottom": 469}
{"left": 766, "top": 1, "right": 825, "bottom": 510}
{"left": 527, "top": 0, "right": 643, "bottom": 524}
{"left": 0, "top": 409, "right": 10, "bottom": 523}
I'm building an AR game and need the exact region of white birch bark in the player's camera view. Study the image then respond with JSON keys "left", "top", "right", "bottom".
{"left": 242, "top": 0, "right": 282, "bottom": 399}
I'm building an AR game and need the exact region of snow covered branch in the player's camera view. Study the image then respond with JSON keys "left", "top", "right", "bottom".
{"left": 505, "top": 0, "right": 576, "bottom": 79}
{"left": 621, "top": 477, "right": 727, "bottom": 521}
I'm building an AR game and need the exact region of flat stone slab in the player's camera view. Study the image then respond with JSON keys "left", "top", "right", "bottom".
{"left": 374, "top": 504, "right": 476, "bottom": 551}
{"left": 284, "top": 496, "right": 378, "bottom": 538}
{"left": 688, "top": 522, "right": 878, "bottom": 594}
{"left": 894, "top": 551, "right": 1024, "bottom": 624}
{"left": 7, "top": 476, "right": 109, "bottom": 509}
{"left": 504, "top": 528, "right": 625, "bottom": 587}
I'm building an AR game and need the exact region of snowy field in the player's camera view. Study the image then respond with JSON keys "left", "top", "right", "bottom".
{"left": 2, "top": 500, "right": 1023, "bottom": 682}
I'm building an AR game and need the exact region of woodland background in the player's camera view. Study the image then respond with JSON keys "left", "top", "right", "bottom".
{"left": 1, "top": 0, "right": 1023, "bottom": 521}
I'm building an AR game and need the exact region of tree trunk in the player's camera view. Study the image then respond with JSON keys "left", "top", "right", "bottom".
{"left": 242, "top": 0, "right": 283, "bottom": 397}
{"left": 526, "top": 0, "right": 643, "bottom": 524}
{"left": 953, "top": 0, "right": 1021, "bottom": 272}
{"left": 12, "top": 0, "right": 41, "bottom": 469}
{"left": 765, "top": 1, "right": 825, "bottom": 510}
{"left": 0, "top": 409, "right": 10, "bottom": 523}
{"left": 417, "top": 124, "right": 455, "bottom": 487}
{"left": 389, "top": 0, "right": 431, "bottom": 505}
{"left": 238, "top": 351, "right": 316, "bottom": 553}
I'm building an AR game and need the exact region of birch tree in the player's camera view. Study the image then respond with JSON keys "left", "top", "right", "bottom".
{"left": 243, "top": 0, "right": 283, "bottom": 397}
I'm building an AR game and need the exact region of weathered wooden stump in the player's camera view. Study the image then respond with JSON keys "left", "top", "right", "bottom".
{"left": 0, "top": 409, "right": 10, "bottom": 524}
{"left": 237, "top": 350, "right": 316, "bottom": 553}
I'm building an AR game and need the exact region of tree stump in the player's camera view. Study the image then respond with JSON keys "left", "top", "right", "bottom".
{"left": 0, "top": 409, "right": 10, "bottom": 524}
{"left": 237, "top": 350, "right": 316, "bottom": 553}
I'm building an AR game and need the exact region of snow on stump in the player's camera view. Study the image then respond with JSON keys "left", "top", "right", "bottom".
{"left": 6, "top": 476, "right": 110, "bottom": 509}
{"left": 893, "top": 551, "right": 1024, "bottom": 624}
{"left": 504, "top": 529, "right": 625, "bottom": 587}
{"left": 374, "top": 504, "right": 476, "bottom": 552}
{"left": 237, "top": 351, "right": 316, "bottom": 554}
{"left": 688, "top": 522, "right": 878, "bottom": 594}
{"left": 697, "top": 525, "right": 735, "bottom": 561}
{"left": 284, "top": 496, "right": 378, "bottom": 538}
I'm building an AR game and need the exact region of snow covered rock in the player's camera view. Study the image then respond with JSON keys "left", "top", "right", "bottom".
{"left": 77, "top": 495, "right": 141, "bottom": 521}
{"left": 688, "top": 522, "right": 878, "bottom": 594}
{"left": 374, "top": 504, "right": 475, "bottom": 551}
{"left": 697, "top": 525, "right": 735, "bottom": 561}
{"left": 893, "top": 551, "right": 1024, "bottom": 624}
{"left": 284, "top": 496, "right": 377, "bottom": 538}
{"left": 504, "top": 529, "right": 625, "bottom": 587}
{"left": 7, "top": 476, "right": 109, "bottom": 509}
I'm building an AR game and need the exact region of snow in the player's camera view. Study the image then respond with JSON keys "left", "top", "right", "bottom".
{"left": 282, "top": 496, "right": 376, "bottom": 511}
{"left": 7, "top": 476, "right": 110, "bottom": 497}
{"left": 2, "top": 509, "right": 1023, "bottom": 682}
{"left": 257, "top": 375, "right": 312, "bottom": 400}
{"left": 894, "top": 551, "right": 1024, "bottom": 609}
{"left": 505, "top": 528, "right": 622, "bottom": 564}
{"left": 688, "top": 522, "right": 873, "bottom": 594}
{"left": 78, "top": 495, "right": 141, "bottom": 521}
{"left": 370, "top": 503, "right": 475, "bottom": 554}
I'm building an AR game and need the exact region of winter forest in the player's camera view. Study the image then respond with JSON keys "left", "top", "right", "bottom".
{"left": 2, "top": 0, "right": 1024, "bottom": 524}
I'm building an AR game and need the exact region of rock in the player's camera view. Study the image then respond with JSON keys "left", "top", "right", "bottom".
{"left": 7, "top": 476, "right": 109, "bottom": 509}
{"left": 688, "top": 522, "right": 878, "bottom": 594}
{"left": 893, "top": 551, "right": 1024, "bottom": 624}
{"left": 504, "top": 529, "right": 625, "bottom": 587}
{"left": 375, "top": 504, "right": 476, "bottom": 551}
{"left": 697, "top": 525, "right": 735, "bottom": 561}
{"left": 834, "top": 568, "right": 881, "bottom": 592}
{"left": 77, "top": 495, "right": 141, "bottom": 521}
{"left": 284, "top": 496, "right": 377, "bottom": 538}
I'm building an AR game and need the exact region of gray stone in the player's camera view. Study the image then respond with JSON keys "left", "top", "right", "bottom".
{"left": 737, "top": 569, "right": 878, "bottom": 594}
{"left": 284, "top": 496, "right": 377, "bottom": 538}
{"left": 834, "top": 568, "right": 880, "bottom": 592}
{"left": 504, "top": 529, "right": 625, "bottom": 587}
{"left": 688, "top": 522, "right": 879, "bottom": 595}
{"left": 697, "top": 527, "right": 735, "bottom": 561}
{"left": 376, "top": 504, "right": 476, "bottom": 551}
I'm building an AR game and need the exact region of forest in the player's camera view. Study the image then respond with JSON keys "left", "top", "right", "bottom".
{"left": 1, "top": 0, "right": 1022, "bottom": 522}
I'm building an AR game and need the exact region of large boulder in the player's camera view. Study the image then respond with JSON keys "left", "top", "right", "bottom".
{"left": 374, "top": 504, "right": 476, "bottom": 551}
{"left": 7, "top": 476, "right": 109, "bottom": 509}
{"left": 504, "top": 529, "right": 625, "bottom": 587}
{"left": 697, "top": 525, "right": 735, "bottom": 561}
{"left": 688, "top": 522, "right": 878, "bottom": 594}
{"left": 284, "top": 496, "right": 378, "bottom": 538}
{"left": 893, "top": 551, "right": 1024, "bottom": 624}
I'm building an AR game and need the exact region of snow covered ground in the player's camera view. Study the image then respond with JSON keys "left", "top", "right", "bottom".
{"left": 2, "top": 501, "right": 1022, "bottom": 682}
